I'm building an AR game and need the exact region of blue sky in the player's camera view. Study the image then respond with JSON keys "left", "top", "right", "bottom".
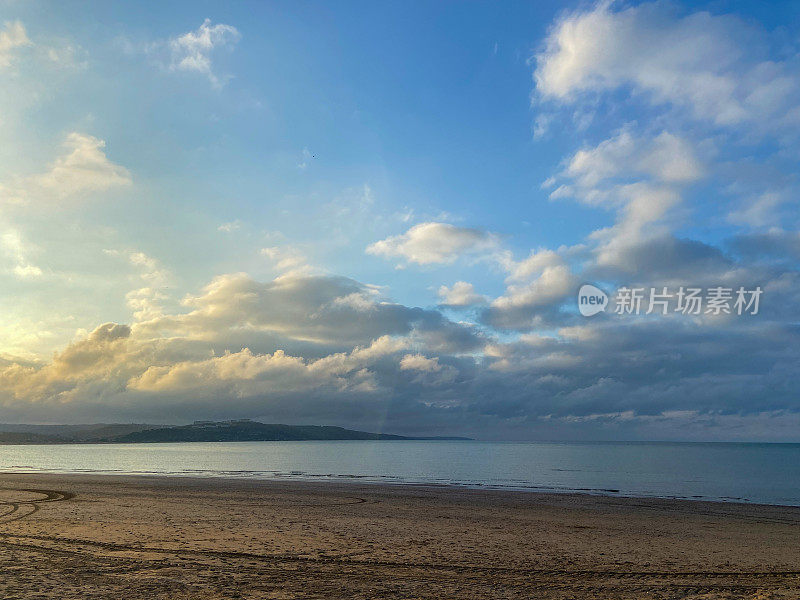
{"left": 0, "top": 0, "right": 798, "bottom": 440}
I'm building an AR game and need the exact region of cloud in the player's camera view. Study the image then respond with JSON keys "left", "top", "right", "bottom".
{"left": 0, "top": 21, "right": 30, "bottom": 69}
{"left": 549, "top": 131, "right": 701, "bottom": 237}
{"left": 727, "top": 191, "right": 788, "bottom": 228}
{"left": 0, "top": 272, "right": 478, "bottom": 424}
{"left": 2, "top": 133, "right": 131, "bottom": 203}
{"left": 504, "top": 248, "right": 570, "bottom": 283}
{"left": 129, "top": 338, "right": 402, "bottom": 396}
{"left": 43, "top": 42, "right": 86, "bottom": 69}
{"left": 0, "top": 20, "right": 86, "bottom": 72}
{"left": 529, "top": 2, "right": 799, "bottom": 293}
{"left": 560, "top": 130, "right": 703, "bottom": 189}
{"left": 483, "top": 249, "right": 577, "bottom": 331}
{"left": 169, "top": 18, "right": 241, "bottom": 88}
{"left": 729, "top": 229, "right": 800, "bottom": 262}
{"left": 103, "top": 249, "right": 168, "bottom": 286}
{"left": 399, "top": 353, "right": 457, "bottom": 385}
{"left": 297, "top": 147, "right": 312, "bottom": 170}
{"left": 545, "top": 127, "right": 708, "bottom": 275}
{"left": 475, "top": 317, "right": 800, "bottom": 431}
{"left": 438, "top": 281, "right": 487, "bottom": 307}
{"left": 218, "top": 220, "right": 242, "bottom": 233}
{"left": 399, "top": 353, "right": 442, "bottom": 373}
{"left": 1, "top": 229, "right": 42, "bottom": 279}
{"left": 134, "top": 272, "right": 483, "bottom": 353}
{"left": 260, "top": 246, "right": 311, "bottom": 276}
{"left": 534, "top": 1, "right": 800, "bottom": 134}
{"left": 0, "top": 265, "right": 795, "bottom": 440}
{"left": 590, "top": 234, "right": 735, "bottom": 282}
{"left": 367, "top": 222, "right": 500, "bottom": 266}
{"left": 103, "top": 249, "right": 170, "bottom": 321}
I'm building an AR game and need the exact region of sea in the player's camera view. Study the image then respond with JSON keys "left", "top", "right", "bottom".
{"left": 2, "top": 440, "right": 800, "bottom": 506}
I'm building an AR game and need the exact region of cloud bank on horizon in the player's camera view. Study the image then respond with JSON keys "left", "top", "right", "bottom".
{"left": 0, "top": 1, "right": 798, "bottom": 440}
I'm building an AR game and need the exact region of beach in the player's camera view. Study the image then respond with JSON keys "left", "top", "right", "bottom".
{"left": 0, "top": 473, "right": 797, "bottom": 599}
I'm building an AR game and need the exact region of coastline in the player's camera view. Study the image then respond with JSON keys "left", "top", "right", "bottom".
{"left": 0, "top": 472, "right": 798, "bottom": 599}
{"left": 4, "top": 438, "right": 800, "bottom": 507}
{"left": 0, "top": 465, "right": 790, "bottom": 508}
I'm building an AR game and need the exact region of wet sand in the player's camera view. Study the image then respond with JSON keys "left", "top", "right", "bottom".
{"left": 0, "top": 473, "right": 798, "bottom": 599}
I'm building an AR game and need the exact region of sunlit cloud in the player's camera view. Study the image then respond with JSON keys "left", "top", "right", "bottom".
{"left": 169, "top": 18, "right": 241, "bottom": 88}
{"left": 0, "top": 21, "right": 30, "bottom": 69}
{"left": 1, "top": 133, "right": 131, "bottom": 204}
{"left": 367, "top": 222, "right": 500, "bottom": 267}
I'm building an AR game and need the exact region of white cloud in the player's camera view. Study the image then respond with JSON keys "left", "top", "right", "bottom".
{"left": 0, "top": 271, "right": 473, "bottom": 411}
{"left": 548, "top": 129, "right": 703, "bottom": 272}
{"left": 534, "top": 2, "right": 800, "bottom": 133}
{"left": 325, "top": 184, "right": 375, "bottom": 221}
{"left": 399, "top": 353, "right": 457, "bottom": 385}
{"left": 0, "top": 133, "right": 130, "bottom": 205}
{"left": 1, "top": 229, "right": 41, "bottom": 279}
{"left": 25, "top": 133, "right": 131, "bottom": 200}
{"left": 400, "top": 353, "right": 443, "bottom": 372}
{"left": 125, "top": 287, "right": 167, "bottom": 322}
{"left": 0, "top": 21, "right": 30, "bottom": 69}
{"left": 297, "top": 147, "right": 312, "bottom": 170}
{"left": 169, "top": 18, "right": 241, "bottom": 88}
{"left": 132, "top": 272, "right": 482, "bottom": 354}
{"left": 218, "top": 220, "right": 242, "bottom": 233}
{"left": 482, "top": 248, "right": 577, "bottom": 331}
{"left": 483, "top": 243, "right": 597, "bottom": 331}
{"left": 727, "top": 191, "right": 787, "bottom": 228}
{"left": 260, "top": 246, "right": 311, "bottom": 276}
{"left": 438, "top": 281, "right": 487, "bottom": 307}
{"left": 12, "top": 264, "right": 43, "bottom": 279}
{"left": 549, "top": 131, "right": 702, "bottom": 223}
{"left": 0, "top": 20, "right": 86, "bottom": 72}
{"left": 367, "top": 222, "right": 499, "bottom": 266}
{"left": 103, "top": 249, "right": 168, "bottom": 286}
{"left": 564, "top": 130, "right": 702, "bottom": 189}
{"left": 128, "top": 345, "right": 380, "bottom": 395}
{"left": 505, "top": 248, "right": 566, "bottom": 282}
{"left": 128, "top": 251, "right": 168, "bottom": 284}
{"left": 531, "top": 2, "right": 800, "bottom": 284}
{"left": 491, "top": 263, "right": 575, "bottom": 312}
{"left": 104, "top": 249, "right": 170, "bottom": 321}
{"left": 44, "top": 42, "right": 85, "bottom": 69}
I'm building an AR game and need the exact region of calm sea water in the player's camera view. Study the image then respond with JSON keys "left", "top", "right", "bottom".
{"left": 1, "top": 440, "right": 800, "bottom": 506}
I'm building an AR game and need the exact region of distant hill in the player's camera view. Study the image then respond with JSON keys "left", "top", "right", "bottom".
{"left": 0, "top": 421, "right": 471, "bottom": 444}
{"left": 107, "top": 421, "right": 471, "bottom": 443}
{"left": 0, "top": 431, "right": 69, "bottom": 445}
{"left": 71, "top": 424, "right": 163, "bottom": 442}
{"left": 0, "top": 423, "right": 159, "bottom": 441}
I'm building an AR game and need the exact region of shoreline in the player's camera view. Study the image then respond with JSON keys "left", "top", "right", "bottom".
{"left": 0, "top": 467, "right": 794, "bottom": 508}
{"left": 3, "top": 439, "right": 799, "bottom": 509}
{"left": 0, "top": 472, "right": 799, "bottom": 598}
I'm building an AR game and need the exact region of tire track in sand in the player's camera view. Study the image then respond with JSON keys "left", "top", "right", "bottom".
{"left": 0, "top": 488, "right": 796, "bottom": 595}
{"left": 0, "top": 488, "right": 74, "bottom": 524}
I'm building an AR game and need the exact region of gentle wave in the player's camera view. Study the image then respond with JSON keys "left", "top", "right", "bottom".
{"left": 1, "top": 440, "right": 799, "bottom": 505}
{"left": 0, "top": 464, "right": 755, "bottom": 504}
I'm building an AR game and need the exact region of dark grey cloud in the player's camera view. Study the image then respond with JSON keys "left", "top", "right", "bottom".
{"left": 728, "top": 230, "right": 800, "bottom": 262}
{"left": 587, "top": 235, "right": 734, "bottom": 281}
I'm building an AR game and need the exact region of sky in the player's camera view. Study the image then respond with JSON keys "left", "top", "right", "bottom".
{"left": 0, "top": 0, "right": 798, "bottom": 440}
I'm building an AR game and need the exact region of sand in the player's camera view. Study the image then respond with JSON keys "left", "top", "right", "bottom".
{"left": 0, "top": 473, "right": 797, "bottom": 599}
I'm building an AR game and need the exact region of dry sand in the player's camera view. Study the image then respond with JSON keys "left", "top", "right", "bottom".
{"left": 0, "top": 473, "right": 797, "bottom": 599}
